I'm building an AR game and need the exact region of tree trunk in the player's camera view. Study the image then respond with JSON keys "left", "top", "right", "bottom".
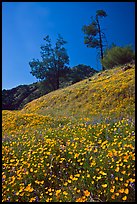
{"left": 55, "top": 62, "right": 60, "bottom": 90}
{"left": 96, "top": 17, "right": 105, "bottom": 71}
{"left": 52, "top": 60, "right": 60, "bottom": 90}
{"left": 56, "top": 73, "right": 59, "bottom": 90}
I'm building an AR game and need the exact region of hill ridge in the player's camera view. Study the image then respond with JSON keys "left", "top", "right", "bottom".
{"left": 20, "top": 63, "right": 135, "bottom": 121}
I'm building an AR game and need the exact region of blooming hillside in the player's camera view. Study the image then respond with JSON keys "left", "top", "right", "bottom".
{"left": 2, "top": 63, "right": 135, "bottom": 202}
{"left": 21, "top": 64, "right": 135, "bottom": 121}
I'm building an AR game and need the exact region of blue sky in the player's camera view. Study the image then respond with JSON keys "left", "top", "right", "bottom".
{"left": 2, "top": 2, "right": 135, "bottom": 90}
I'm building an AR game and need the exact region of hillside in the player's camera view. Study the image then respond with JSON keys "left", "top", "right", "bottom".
{"left": 2, "top": 63, "right": 135, "bottom": 202}
{"left": 21, "top": 63, "right": 135, "bottom": 121}
{"left": 2, "top": 81, "right": 51, "bottom": 110}
{"left": 2, "top": 65, "right": 97, "bottom": 110}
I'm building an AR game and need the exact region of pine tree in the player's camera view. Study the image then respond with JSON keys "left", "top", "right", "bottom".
{"left": 82, "top": 10, "right": 107, "bottom": 70}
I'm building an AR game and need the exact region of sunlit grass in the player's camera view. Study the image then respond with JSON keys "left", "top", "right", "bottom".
{"left": 2, "top": 64, "right": 135, "bottom": 202}
{"left": 21, "top": 64, "right": 135, "bottom": 120}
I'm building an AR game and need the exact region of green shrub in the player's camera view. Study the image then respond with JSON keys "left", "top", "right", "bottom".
{"left": 101, "top": 45, "right": 135, "bottom": 69}
{"left": 69, "top": 64, "right": 97, "bottom": 84}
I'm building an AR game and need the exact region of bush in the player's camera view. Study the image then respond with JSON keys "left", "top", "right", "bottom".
{"left": 101, "top": 45, "right": 135, "bottom": 69}
{"left": 69, "top": 64, "right": 97, "bottom": 84}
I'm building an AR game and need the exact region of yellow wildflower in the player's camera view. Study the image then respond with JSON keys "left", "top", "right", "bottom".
{"left": 111, "top": 195, "right": 115, "bottom": 199}
{"left": 115, "top": 167, "right": 119, "bottom": 172}
{"left": 102, "top": 184, "right": 107, "bottom": 188}
{"left": 110, "top": 188, "right": 114, "bottom": 193}
{"left": 125, "top": 188, "right": 129, "bottom": 194}
{"left": 84, "top": 190, "right": 90, "bottom": 197}
{"left": 115, "top": 176, "right": 118, "bottom": 181}
{"left": 118, "top": 189, "right": 124, "bottom": 193}
{"left": 122, "top": 196, "right": 127, "bottom": 201}
{"left": 29, "top": 197, "right": 36, "bottom": 202}
{"left": 30, "top": 168, "right": 33, "bottom": 172}
{"left": 56, "top": 189, "right": 61, "bottom": 196}
{"left": 63, "top": 191, "right": 68, "bottom": 196}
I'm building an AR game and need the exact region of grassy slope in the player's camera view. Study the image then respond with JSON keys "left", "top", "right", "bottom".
{"left": 21, "top": 64, "right": 135, "bottom": 121}
{"left": 2, "top": 64, "right": 135, "bottom": 202}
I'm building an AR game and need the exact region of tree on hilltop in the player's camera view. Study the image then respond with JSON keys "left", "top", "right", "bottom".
{"left": 29, "top": 34, "right": 70, "bottom": 90}
{"left": 82, "top": 10, "right": 108, "bottom": 71}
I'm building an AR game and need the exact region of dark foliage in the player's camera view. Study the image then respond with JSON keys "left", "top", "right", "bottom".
{"left": 69, "top": 64, "right": 98, "bottom": 84}
{"left": 101, "top": 45, "right": 135, "bottom": 69}
{"left": 29, "top": 34, "right": 70, "bottom": 91}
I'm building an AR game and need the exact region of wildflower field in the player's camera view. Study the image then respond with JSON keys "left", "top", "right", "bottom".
{"left": 2, "top": 65, "right": 135, "bottom": 202}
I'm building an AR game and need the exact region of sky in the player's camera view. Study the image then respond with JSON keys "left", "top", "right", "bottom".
{"left": 2, "top": 2, "right": 135, "bottom": 90}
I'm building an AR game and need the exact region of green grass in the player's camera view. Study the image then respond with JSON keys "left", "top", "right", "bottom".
{"left": 2, "top": 64, "right": 135, "bottom": 202}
